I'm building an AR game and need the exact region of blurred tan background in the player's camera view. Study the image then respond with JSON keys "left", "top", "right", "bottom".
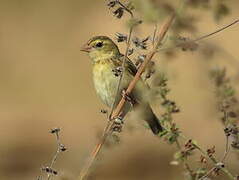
{"left": 0, "top": 0, "right": 238, "bottom": 180}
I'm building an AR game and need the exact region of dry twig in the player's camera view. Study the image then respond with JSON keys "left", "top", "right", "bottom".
{"left": 37, "top": 128, "right": 66, "bottom": 180}
{"left": 158, "top": 18, "right": 239, "bottom": 52}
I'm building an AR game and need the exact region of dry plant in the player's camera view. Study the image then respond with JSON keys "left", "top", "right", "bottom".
{"left": 37, "top": 128, "right": 67, "bottom": 180}
{"left": 77, "top": 0, "right": 239, "bottom": 180}
{"left": 33, "top": 0, "right": 239, "bottom": 180}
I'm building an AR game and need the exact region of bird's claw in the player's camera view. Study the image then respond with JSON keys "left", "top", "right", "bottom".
{"left": 121, "top": 89, "right": 136, "bottom": 105}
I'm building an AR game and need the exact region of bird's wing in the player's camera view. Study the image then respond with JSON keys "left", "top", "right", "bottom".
{"left": 118, "top": 54, "right": 137, "bottom": 76}
{"left": 111, "top": 54, "right": 150, "bottom": 103}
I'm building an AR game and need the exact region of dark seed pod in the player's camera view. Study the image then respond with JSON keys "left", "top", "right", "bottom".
{"left": 113, "top": 7, "right": 124, "bottom": 18}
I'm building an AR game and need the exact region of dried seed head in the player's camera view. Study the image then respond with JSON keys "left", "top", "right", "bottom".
{"left": 42, "top": 167, "right": 58, "bottom": 175}
{"left": 107, "top": 0, "right": 118, "bottom": 8}
{"left": 216, "top": 162, "right": 225, "bottom": 169}
{"left": 115, "top": 32, "right": 128, "bottom": 42}
{"left": 207, "top": 146, "right": 216, "bottom": 157}
{"left": 112, "top": 66, "right": 123, "bottom": 77}
{"left": 181, "top": 41, "right": 199, "bottom": 51}
{"left": 135, "top": 54, "right": 146, "bottom": 68}
{"left": 60, "top": 144, "right": 67, "bottom": 152}
{"left": 199, "top": 155, "right": 207, "bottom": 164}
{"left": 224, "top": 127, "right": 232, "bottom": 136}
{"left": 113, "top": 7, "right": 124, "bottom": 18}
{"left": 50, "top": 128, "right": 61, "bottom": 134}
{"left": 185, "top": 139, "right": 194, "bottom": 150}
{"left": 177, "top": 36, "right": 198, "bottom": 51}
{"left": 132, "top": 37, "right": 149, "bottom": 49}
{"left": 111, "top": 117, "right": 124, "bottom": 133}
{"left": 100, "top": 109, "right": 108, "bottom": 114}
{"left": 114, "top": 117, "right": 123, "bottom": 124}
{"left": 138, "top": 54, "right": 146, "bottom": 61}
{"left": 127, "top": 48, "right": 134, "bottom": 56}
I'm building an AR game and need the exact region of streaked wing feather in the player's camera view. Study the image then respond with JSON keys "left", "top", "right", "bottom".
{"left": 119, "top": 54, "right": 137, "bottom": 76}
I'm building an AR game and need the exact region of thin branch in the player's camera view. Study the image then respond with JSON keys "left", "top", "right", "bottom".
{"left": 166, "top": 118, "right": 193, "bottom": 177}
{"left": 157, "top": 19, "right": 239, "bottom": 52}
{"left": 37, "top": 128, "right": 66, "bottom": 180}
{"left": 117, "top": 0, "right": 134, "bottom": 18}
{"left": 47, "top": 129, "right": 64, "bottom": 180}
{"left": 158, "top": 104, "right": 235, "bottom": 180}
{"left": 78, "top": 123, "right": 113, "bottom": 180}
{"left": 193, "top": 19, "right": 239, "bottom": 42}
{"left": 221, "top": 110, "right": 231, "bottom": 164}
{"left": 174, "top": 131, "right": 235, "bottom": 179}
{"left": 198, "top": 166, "right": 216, "bottom": 180}
{"left": 221, "top": 135, "right": 230, "bottom": 163}
{"left": 175, "top": 139, "right": 194, "bottom": 177}
{"left": 49, "top": 131, "right": 61, "bottom": 167}
{"left": 194, "top": 144, "right": 235, "bottom": 180}
{"left": 152, "top": 24, "right": 158, "bottom": 47}
{"left": 109, "top": 26, "right": 134, "bottom": 117}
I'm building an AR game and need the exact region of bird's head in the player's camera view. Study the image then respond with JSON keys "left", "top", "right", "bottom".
{"left": 81, "top": 36, "right": 120, "bottom": 62}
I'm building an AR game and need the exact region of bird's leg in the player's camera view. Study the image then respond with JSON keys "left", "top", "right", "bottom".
{"left": 121, "top": 89, "right": 136, "bottom": 106}
{"left": 110, "top": 89, "right": 136, "bottom": 133}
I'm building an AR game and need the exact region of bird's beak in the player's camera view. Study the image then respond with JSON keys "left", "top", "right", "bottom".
{"left": 80, "top": 43, "right": 92, "bottom": 53}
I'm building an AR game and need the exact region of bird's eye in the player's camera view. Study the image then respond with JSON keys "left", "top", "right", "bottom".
{"left": 95, "top": 42, "right": 103, "bottom": 48}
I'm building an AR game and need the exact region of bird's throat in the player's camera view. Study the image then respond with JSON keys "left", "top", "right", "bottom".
{"left": 89, "top": 51, "right": 116, "bottom": 64}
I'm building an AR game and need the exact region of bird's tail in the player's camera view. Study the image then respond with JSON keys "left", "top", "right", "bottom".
{"left": 147, "top": 111, "right": 163, "bottom": 135}
{"left": 137, "top": 103, "right": 163, "bottom": 135}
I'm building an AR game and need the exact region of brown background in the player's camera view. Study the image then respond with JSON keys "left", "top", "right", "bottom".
{"left": 0, "top": 0, "right": 238, "bottom": 179}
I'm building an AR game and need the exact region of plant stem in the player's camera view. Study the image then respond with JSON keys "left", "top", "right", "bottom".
{"left": 157, "top": 19, "right": 239, "bottom": 52}
{"left": 194, "top": 145, "right": 235, "bottom": 180}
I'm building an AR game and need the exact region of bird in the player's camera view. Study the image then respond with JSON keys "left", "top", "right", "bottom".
{"left": 80, "top": 36, "right": 163, "bottom": 134}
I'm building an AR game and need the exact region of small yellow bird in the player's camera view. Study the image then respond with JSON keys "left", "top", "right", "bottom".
{"left": 81, "top": 36, "right": 162, "bottom": 134}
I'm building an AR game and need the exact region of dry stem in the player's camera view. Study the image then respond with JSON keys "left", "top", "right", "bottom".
{"left": 194, "top": 144, "right": 235, "bottom": 180}
{"left": 158, "top": 18, "right": 239, "bottom": 52}
{"left": 47, "top": 129, "right": 62, "bottom": 180}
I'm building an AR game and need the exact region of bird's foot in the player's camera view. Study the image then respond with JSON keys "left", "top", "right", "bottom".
{"left": 121, "top": 89, "right": 136, "bottom": 105}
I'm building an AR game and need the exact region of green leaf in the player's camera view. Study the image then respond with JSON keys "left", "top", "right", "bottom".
{"left": 174, "top": 151, "right": 183, "bottom": 160}
{"left": 224, "top": 86, "right": 235, "bottom": 97}
{"left": 158, "top": 129, "right": 168, "bottom": 137}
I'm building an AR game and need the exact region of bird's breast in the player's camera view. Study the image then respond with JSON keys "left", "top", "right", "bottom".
{"left": 92, "top": 62, "right": 120, "bottom": 107}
